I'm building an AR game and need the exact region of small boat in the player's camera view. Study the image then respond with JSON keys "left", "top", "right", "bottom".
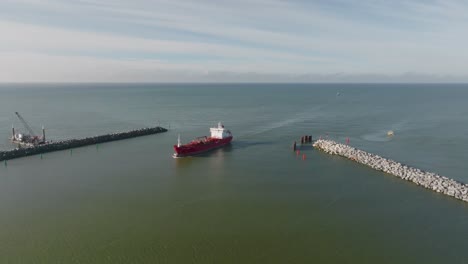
{"left": 387, "top": 130, "right": 394, "bottom": 137}
{"left": 173, "top": 122, "right": 233, "bottom": 158}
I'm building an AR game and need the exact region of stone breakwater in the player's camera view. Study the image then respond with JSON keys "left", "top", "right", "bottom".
{"left": 313, "top": 139, "right": 468, "bottom": 203}
{"left": 1, "top": 126, "right": 167, "bottom": 161}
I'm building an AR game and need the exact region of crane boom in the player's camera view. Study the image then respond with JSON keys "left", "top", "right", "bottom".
{"left": 15, "top": 112, "right": 37, "bottom": 137}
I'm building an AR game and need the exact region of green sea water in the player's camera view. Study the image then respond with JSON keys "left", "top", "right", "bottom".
{"left": 0, "top": 83, "right": 467, "bottom": 263}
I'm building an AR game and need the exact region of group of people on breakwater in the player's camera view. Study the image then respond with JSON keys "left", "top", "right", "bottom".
{"left": 313, "top": 139, "right": 468, "bottom": 203}
{"left": 1, "top": 126, "right": 167, "bottom": 162}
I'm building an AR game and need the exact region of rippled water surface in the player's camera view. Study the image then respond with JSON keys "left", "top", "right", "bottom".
{"left": 0, "top": 83, "right": 467, "bottom": 263}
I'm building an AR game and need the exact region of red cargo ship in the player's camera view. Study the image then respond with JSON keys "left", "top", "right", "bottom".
{"left": 173, "top": 122, "right": 233, "bottom": 158}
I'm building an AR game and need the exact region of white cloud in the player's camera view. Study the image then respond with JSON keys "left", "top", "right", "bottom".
{"left": 1, "top": 0, "right": 468, "bottom": 82}
{"left": 0, "top": 52, "right": 339, "bottom": 82}
{"left": 1, "top": 52, "right": 466, "bottom": 83}
{"left": 0, "top": 21, "right": 327, "bottom": 62}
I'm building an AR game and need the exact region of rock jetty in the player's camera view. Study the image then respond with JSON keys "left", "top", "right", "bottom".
{"left": 313, "top": 139, "right": 468, "bottom": 203}
{"left": 1, "top": 126, "right": 167, "bottom": 161}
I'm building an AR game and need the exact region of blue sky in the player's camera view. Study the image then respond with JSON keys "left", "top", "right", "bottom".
{"left": 1, "top": 0, "right": 467, "bottom": 82}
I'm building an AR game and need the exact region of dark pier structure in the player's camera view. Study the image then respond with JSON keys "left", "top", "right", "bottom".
{"left": 1, "top": 126, "right": 167, "bottom": 162}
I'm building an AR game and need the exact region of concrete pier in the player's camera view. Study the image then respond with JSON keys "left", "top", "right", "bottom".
{"left": 313, "top": 139, "right": 468, "bottom": 203}
{"left": 0, "top": 126, "right": 167, "bottom": 161}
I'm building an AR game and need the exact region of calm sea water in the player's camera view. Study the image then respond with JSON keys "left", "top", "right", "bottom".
{"left": 0, "top": 83, "right": 467, "bottom": 263}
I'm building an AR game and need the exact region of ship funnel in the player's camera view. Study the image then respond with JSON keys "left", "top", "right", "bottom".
{"left": 42, "top": 125, "right": 46, "bottom": 142}
{"left": 177, "top": 134, "right": 181, "bottom": 147}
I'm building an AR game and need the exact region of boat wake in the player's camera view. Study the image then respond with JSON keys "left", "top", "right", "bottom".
{"left": 361, "top": 119, "right": 410, "bottom": 142}
{"left": 361, "top": 131, "right": 392, "bottom": 142}
{"left": 239, "top": 105, "right": 326, "bottom": 138}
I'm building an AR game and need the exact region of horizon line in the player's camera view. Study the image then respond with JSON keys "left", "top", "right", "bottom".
{"left": 1, "top": 81, "right": 468, "bottom": 85}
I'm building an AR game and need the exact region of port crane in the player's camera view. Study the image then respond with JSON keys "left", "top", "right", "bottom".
{"left": 15, "top": 112, "right": 37, "bottom": 138}
{"left": 11, "top": 112, "right": 46, "bottom": 146}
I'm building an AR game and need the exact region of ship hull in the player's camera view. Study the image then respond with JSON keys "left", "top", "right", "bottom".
{"left": 173, "top": 136, "right": 232, "bottom": 158}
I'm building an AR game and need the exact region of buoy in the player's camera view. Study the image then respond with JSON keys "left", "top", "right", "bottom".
{"left": 302, "top": 153, "right": 306, "bottom": 160}
{"left": 346, "top": 137, "right": 350, "bottom": 145}
{"left": 296, "top": 150, "right": 300, "bottom": 156}
{"left": 70, "top": 149, "right": 73, "bottom": 156}
{"left": 4, "top": 160, "right": 7, "bottom": 167}
{"left": 293, "top": 141, "right": 297, "bottom": 151}
{"left": 40, "top": 153, "right": 43, "bottom": 159}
